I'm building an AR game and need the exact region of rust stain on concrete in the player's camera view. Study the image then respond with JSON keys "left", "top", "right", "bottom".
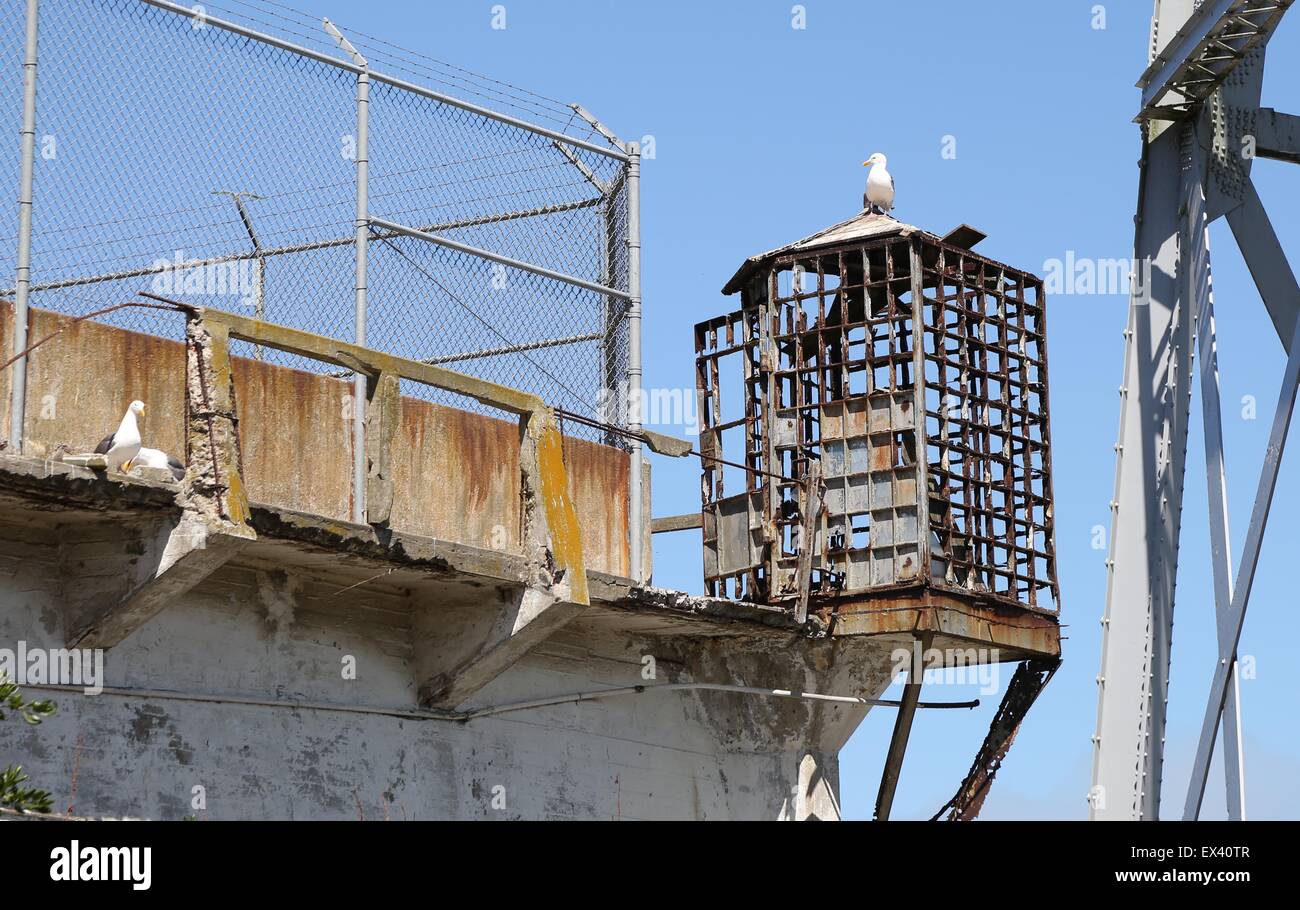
{"left": 22, "top": 309, "right": 186, "bottom": 459}
{"left": 232, "top": 357, "right": 352, "bottom": 522}
{"left": 9, "top": 306, "right": 636, "bottom": 575}
{"left": 534, "top": 411, "right": 588, "bottom": 605}
{"left": 562, "top": 434, "right": 630, "bottom": 576}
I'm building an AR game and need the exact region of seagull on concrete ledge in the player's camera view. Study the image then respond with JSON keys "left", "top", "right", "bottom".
{"left": 132, "top": 447, "right": 185, "bottom": 481}
{"left": 94, "top": 400, "right": 145, "bottom": 474}
{"left": 863, "top": 152, "right": 895, "bottom": 215}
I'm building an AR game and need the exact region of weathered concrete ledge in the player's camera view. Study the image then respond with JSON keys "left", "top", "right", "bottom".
{"left": 246, "top": 500, "right": 528, "bottom": 585}
{"left": 0, "top": 452, "right": 1062, "bottom": 656}
{"left": 598, "top": 582, "right": 813, "bottom": 635}
{"left": 0, "top": 452, "right": 819, "bottom": 640}
{"left": 0, "top": 450, "right": 181, "bottom": 514}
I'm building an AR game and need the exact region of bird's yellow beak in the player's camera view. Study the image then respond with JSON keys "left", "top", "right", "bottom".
{"left": 139, "top": 404, "right": 146, "bottom": 416}
{"left": 862, "top": 160, "right": 870, "bottom": 166}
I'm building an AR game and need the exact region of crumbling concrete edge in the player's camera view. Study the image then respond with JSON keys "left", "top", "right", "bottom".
{"left": 598, "top": 581, "right": 819, "bottom": 637}
{"left": 0, "top": 453, "right": 180, "bottom": 514}
{"left": 0, "top": 452, "right": 825, "bottom": 640}
{"left": 246, "top": 502, "right": 530, "bottom": 585}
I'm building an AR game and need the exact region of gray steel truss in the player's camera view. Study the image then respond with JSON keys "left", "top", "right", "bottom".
{"left": 1092, "top": 0, "right": 1297, "bottom": 820}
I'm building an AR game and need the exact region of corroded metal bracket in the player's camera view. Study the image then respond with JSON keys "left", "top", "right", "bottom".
{"left": 933, "top": 657, "right": 1060, "bottom": 821}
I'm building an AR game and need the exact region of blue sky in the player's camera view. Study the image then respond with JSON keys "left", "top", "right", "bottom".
{"left": 293, "top": 0, "right": 1300, "bottom": 819}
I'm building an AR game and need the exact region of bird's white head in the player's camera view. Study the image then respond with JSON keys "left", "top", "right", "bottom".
{"left": 129, "top": 400, "right": 146, "bottom": 418}
{"left": 862, "top": 152, "right": 888, "bottom": 169}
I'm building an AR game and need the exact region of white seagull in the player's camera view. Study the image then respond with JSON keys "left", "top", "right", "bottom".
{"left": 94, "top": 400, "right": 145, "bottom": 474}
{"left": 863, "top": 152, "right": 895, "bottom": 215}
{"left": 132, "top": 447, "right": 185, "bottom": 481}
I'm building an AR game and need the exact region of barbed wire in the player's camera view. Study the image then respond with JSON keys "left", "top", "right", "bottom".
{"left": 244, "top": 0, "right": 583, "bottom": 116}
{"left": 192, "top": 0, "right": 596, "bottom": 135}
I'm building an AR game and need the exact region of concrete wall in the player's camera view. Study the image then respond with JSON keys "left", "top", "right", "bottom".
{"left": 0, "top": 519, "right": 888, "bottom": 820}
{"left": 2, "top": 306, "right": 639, "bottom": 577}
{"left": 0, "top": 307, "right": 892, "bottom": 821}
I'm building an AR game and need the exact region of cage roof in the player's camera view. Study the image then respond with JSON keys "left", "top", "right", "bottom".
{"left": 722, "top": 211, "right": 925, "bottom": 295}
{"left": 721, "top": 210, "right": 992, "bottom": 295}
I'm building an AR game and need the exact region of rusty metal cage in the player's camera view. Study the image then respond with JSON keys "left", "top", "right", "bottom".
{"left": 696, "top": 214, "right": 1058, "bottom": 618}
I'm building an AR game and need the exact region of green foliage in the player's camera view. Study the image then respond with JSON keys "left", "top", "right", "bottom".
{"left": 0, "top": 673, "right": 56, "bottom": 725}
{"left": 0, "top": 764, "right": 52, "bottom": 814}
{"left": 0, "top": 672, "right": 56, "bottom": 813}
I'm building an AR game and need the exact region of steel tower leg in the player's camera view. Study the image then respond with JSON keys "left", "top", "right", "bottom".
{"left": 1185, "top": 155, "right": 1245, "bottom": 819}
{"left": 1091, "top": 126, "right": 1194, "bottom": 820}
{"left": 1094, "top": 0, "right": 1297, "bottom": 822}
{"left": 1184, "top": 300, "right": 1300, "bottom": 818}
{"left": 1183, "top": 178, "right": 1300, "bottom": 817}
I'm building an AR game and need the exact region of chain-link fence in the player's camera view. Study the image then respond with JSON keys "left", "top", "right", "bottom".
{"left": 2, "top": 0, "right": 636, "bottom": 440}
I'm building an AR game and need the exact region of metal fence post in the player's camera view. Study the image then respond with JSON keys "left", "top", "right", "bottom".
{"left": 626, "top": 143, "right": 643, "bottom": 583}
{"left": 352, "top": 67, "right": 370, "bottom": 525}
{"left": 8, "top": 0, "right": 38, "bottom": 452}
{"left": 325, "top": 18, "right": 370, "bottom": 525}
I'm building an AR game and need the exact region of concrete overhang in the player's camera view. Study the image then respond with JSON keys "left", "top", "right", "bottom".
{"left": 0, "top": 453, "right": 818, "bottom": 644}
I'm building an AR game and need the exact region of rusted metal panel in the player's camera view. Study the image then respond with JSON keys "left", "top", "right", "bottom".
{"left": 561, "top": 433, "right": 633, "bottom": 577}
{"left": 384, "top": 401, "right": 635, "bottom": 577}
{"left": 831, "top": 588, "right": 1061, "bottom": 659}
{"left": 387, "top": 396, "right": 521, "bottom": 552}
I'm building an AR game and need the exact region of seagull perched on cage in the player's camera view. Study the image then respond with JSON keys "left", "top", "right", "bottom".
{"left": 863, "top": 152, "right": 895, "bottom": 215}
{"left": 93, "top": 400, "right": 145, "bottom": 473}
